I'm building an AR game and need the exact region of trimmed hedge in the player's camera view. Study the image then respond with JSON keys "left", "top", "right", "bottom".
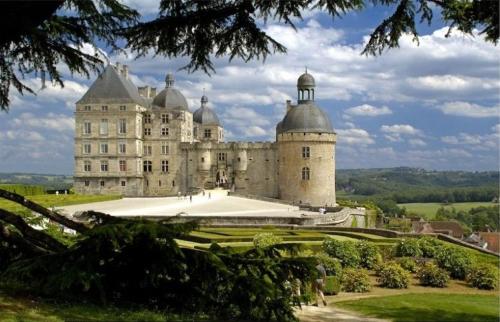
{"left": 377, "top": 263, "right": 410, "bottom": 289}
{"left": 467, "top": 265, "right": 498, "bottom": 290}
{"left": 417, "top": 262, "right": 450, "bottom": 287}
{"left": 253, "top": 233, "right": 283, "bottom": 248}
{"left": 322, "top": 238, "right": 360, "bottom": 268}
{"left": 342, "top": 268, "right": 371, "bottom": 293}
{"left": 324, "top": 276, "right": 341, "bottom": 295}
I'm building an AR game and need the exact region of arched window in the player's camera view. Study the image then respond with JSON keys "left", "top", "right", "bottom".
{"left": 301, "top": 167, "right": 310, "bottom": 180}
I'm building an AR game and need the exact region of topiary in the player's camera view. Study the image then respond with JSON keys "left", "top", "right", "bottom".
{"left": 377, "top": 262, "right": 410, "bottom": 289}
{"left": 393, "top": 238, "right": 423, "bottom": 257}
{"left": 341, "top": 268, "right": 371, "bottom": 293}
{"left": 315, "top": 252, "right": 343, "bottom": 277}
{"left": 467, "top": 265, "right": 498, "bottom": 290}
{"left": 322, "top": 238, "right": 360, "bottom": 268}
{"left": 357, "top": 240, "right": 382, "bottom": 269}
{"left": 417, "top": 262, "right": 450, "bottom": 287}
{"left": 418, "top": 236, "right": 442, "bottom": 258}
{"left": 253, "top": 232, "right": 283, "bottom": 248}
{"left": 434, "top": 246, "right": 473, "bottom": 280}
{"left": 396, "top": 257, "right": 417, "bottom": 273}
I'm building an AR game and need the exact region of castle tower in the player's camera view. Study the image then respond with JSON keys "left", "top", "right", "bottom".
{"left": 192, "top": 94, "right": 224, "bottom": 142}
{"left": 277, "top": 71, "right": 336, "bottom": 206}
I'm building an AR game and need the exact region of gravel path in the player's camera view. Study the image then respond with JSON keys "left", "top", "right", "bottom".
{"left": 296, "top": 305, "right": 388, "bottom": 322}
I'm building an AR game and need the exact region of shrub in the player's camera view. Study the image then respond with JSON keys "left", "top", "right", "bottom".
{"left": 341, "top": 268, "right": 371, "bottom": 293}
{"left": 322, "top": 238, "right": 360, "bottom": 268}
{"left": 435, "top": 246, "right": 473, "bottom": 280}
{"left": 324, "top": 276, "right": 341, "bottom": 295}
{"left": 253, "top": 233, "right": 283, "bottom": 248}
{"left": 357, "top": 241, "right": 382, "bottom": 269}
{"left": 467, "top": 265, "right": 498, "bottom": 290}
{"left": 417, "top": 262, "right": 450, "bottom": 287}
{"left": 394, "top": 238, "right": 423, "bottom": 257}
{"left": 396, "top": 257, "right": 417, "bottom": 273}
{"left": 315, "top": 252, "right": 343, "bottom": 277}
{"left": 377, "top": 263, "right": 410, "bottom": 289}
{"left": 418, "top": 236, "right": 442, "bottom": 258}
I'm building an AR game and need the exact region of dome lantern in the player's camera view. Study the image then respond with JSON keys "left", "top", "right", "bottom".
{"left": 297, "top": 68, "right": 315, "bottom": 102}
{"left": 166, "top": 73, "right": 175, "bottom": 88}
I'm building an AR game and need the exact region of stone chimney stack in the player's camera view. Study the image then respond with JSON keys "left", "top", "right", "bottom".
{"left": 122, "top": 65, "right": 129, "bottom": 79}
{"left": 286, "top": 100, "right": 292, "bottom": 113}
{"left": 115, "top": 62, "right": 121, "bottom": 73}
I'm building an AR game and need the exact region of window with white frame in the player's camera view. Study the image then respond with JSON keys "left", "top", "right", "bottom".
{"left": 161, "top": 127, "right": 169, "bottom": 136}
{"left": 161, "top": 144, "right": 169, "bottom": 155}
{"left": 83, "top": 121, "right": 91, "bottom": 135}
{"left": 100, "top": 119, "right": 108, "bottom": 135}
{"left": 118, "top": 143, "right": 126, "bottom": 154}
{"left": 83, "top": 161, "right": 91, "bottom": 172}
{"left": 204, "top": 129, "right": 211, "bottom": 138}
{"left": 302, "top": 146, "right": 310, "bottom": 158}
{"left": 143, "top": 160, "right": 152, "bottom": 172}
{"left": 83, "top": 143, "right": 91, "bottom": 154}
{"left": 301, "top": 167, "right": 310, "bottom": 180}
{"left": 144, "top": 145, "right": 152, "bottom": 156}
{"left": 100, "top": 160, "right": 109, "bottom": 172}
{"left": 100, "top": 143, "right": 108, "bottom": 154}
{"left": 161, "top": 113, "right": 169, "bottom": 124}
{"left": 161, "top": 160, "right": 169, "bottom": 173}
{"left": 144, "top": 114, "right": 151, "bottom": 124}
{"left": 119, "top": 160, "right": 127, "bottom": 172}
{"left": 118, "top": 119, "right": 127, "bottom": 134}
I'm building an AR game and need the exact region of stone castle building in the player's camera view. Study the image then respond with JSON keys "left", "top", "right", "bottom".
{"left": 74, "top": 64, "right": 336, "bottom": 206}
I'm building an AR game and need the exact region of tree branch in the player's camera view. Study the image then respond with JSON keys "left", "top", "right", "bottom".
{"left": 0, "top": 188, "right": 89, "bottom": 233}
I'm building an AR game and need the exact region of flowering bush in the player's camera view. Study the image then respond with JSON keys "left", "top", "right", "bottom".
{"left": 396, "top": 257, "right": 417, "bottom": 273}
{"left": 316, "top": 252, "right": 343, "bottom": 276}
{"left": 252, "top": 233, "right": 283, "bottom": 248}
{"left": 417, "top": 262, "right": 450, "bottom": 287}
{"left": 377, "top": 263, "right": 410, "bottom": 289}
{"left": 418, "top": 236, "right": 442, "bottom": 258}
{"left": 357, "top": 240, "right": 382, "bottom": 269}
{"left": 467, "top": 265, "right": 498, "bottom": 290}
{"left": 435, "top": 246, "right": 473, "bottom": 280}
{"left": 394, "top": 238, "right": 423, "bottom": 257}
{"left": 341, "top": 268, "right": 371, "bottom": 293}
{"left": 322, "top": 238, "right": 360, "bottom": 268}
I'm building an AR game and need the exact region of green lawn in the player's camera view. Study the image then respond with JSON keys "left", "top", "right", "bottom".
{"left": 398, "top": 202, "right": 497, "bottom": 219}
{"left": 0, "top": 194, "right": 121, "bottom": 214}
{"left": 336, "top": 293, "right": 500, "bottom": 322}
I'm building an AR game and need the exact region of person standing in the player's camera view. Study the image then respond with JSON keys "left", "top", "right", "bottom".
{"left": 312, "top": 259, "right": 327, "bottom": 306}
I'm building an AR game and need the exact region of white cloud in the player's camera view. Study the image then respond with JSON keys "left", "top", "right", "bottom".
{"left": 12, "top": 113, "right": 74, "bottom": 133}
{"left": 441, "top": 130, "right": 499, "bottom": 149}
{"left": 344, "top": 104, "right": 392, "bottom": 117}
{"left": 336, "top": 128, "right": 375, "bottom": 146}
{"left": 439, "top": 101, "right": 499, "bottom": 118}
{"left": 381, "top": 124, "right": 422, "bottom": 143}
{"left": 409, "top": 139, "right": 427, "bottom": 147}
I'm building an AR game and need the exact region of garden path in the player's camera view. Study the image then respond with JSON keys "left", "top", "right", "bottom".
{"left": 296, "top": 305, "right": 388, "bottom": 322}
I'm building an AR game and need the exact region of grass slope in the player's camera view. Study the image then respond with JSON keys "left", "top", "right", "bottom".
{"left": 336, "top": 293, "right": 500, "bottom": 322}
{"left": 398, "top": 202, "right": 497, "bottom": 219}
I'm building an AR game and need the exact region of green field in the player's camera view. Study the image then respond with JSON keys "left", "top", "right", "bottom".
{"left": 337, "top": 293, "right": 500, "bottom": 322}
{"left": 398, "top": 202, "right": 498, "bottom": 219}
{"left": 0, "top": 194, "right": 121, "bottom": 214}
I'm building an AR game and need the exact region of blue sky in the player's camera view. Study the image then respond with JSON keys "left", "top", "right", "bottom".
{"left": 0, "top": 1, "right": 498, "bottom": 174}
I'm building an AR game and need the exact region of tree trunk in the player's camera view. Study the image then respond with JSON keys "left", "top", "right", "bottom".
{"left": 0, "top": 188, "right": 89, "bottom": 233}
{"left": 0, "top": 209, "right": 67, "bottom": 253}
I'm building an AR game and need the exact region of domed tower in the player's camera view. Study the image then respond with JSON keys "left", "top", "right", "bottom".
{"left": 277, "top": 71, "right": 337, "bottom": 206}
{"left": 192, "top": 94, "right": 224, "bottom": 142}
{"left": 152, "top": 73, "right": 189, "bottom": 110}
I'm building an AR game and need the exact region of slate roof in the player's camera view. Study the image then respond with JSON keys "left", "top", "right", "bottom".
{"left": 193, "top": 106, "right": 220, "bottom": 126}
{"left": 279, "top": 103, "right": 334, "bottom": 134}
{"left": 152, "top": 87, "right": 189, "bottom": 110}
{"left": 77, "top": 65, "right": 147, "bottom": 106}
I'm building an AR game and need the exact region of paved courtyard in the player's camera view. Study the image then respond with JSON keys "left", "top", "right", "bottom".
{"left": 60, "top": 190, "right": 317, "bottom": 218}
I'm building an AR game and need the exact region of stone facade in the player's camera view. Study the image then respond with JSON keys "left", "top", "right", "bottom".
{"left": 74, "top": 64, "right": 337, "bottom": 206}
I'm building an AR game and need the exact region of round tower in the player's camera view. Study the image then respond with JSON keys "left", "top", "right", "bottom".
{"left": 277, "top": 71, "right": 336, "bottom": 206}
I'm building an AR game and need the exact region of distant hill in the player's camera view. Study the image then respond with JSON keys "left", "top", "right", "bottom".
{"left": 0, "top": 173, "right": 73, "bottom": 190}
{"left": 336, "top": 167, "right": 499, "bottom": 203}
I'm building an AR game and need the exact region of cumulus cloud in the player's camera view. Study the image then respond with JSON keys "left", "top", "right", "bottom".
{"left": 380, "top": 124, "right": 422, "bottom": 142}
{"left": 439, "top": 101, "right": 499, "bottom": 118}
{"left": 336, "top": 128, "right": 375, "bottom": 146}
{"left": 409, "top": 139, "right": 427, "bottom": 147}
{"left": 344, "top": 104, "right": 392, "bottom": 118}
{"left": 12, "top": 113, "right": 74, "bottom": 133}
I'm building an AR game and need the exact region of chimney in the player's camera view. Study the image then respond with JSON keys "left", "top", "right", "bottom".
{"left": 115, "top": 62, "right": 121, "bottom": 73}
{"left": 138, "top": 86, "right": 149, "bottom": 98}
{"left": 150, "top": 87, "right": 157, "bottom": 97}
{"left": 286, "top": 100, "right": 292, "bottom": 112}
{"left": 122, "top": 65, "right": 129, "bottom": 79}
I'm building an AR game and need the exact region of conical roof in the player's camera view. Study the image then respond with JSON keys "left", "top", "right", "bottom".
{"left": 193, "top": 95, "right": 220, "bottom": 125}
{"left": 152, "top": 73, "right": 189, "bottom": 110}
{"left": 280, "top": 102, "right": 334, "bottom": 133}
{"left": 76, "top": 65, "right": 147, "bottom": 106}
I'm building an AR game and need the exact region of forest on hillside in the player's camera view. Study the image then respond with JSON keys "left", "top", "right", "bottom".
{"left": 336, "top": 168, "right": 499, "bottom": 203}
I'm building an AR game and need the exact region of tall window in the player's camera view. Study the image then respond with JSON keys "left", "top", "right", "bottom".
{"left": 144, "top": 114, "right": 151, "bottom": 124}
{"left": 161, "top": 144, "right": 169, "bottom": 155}
{"left": 118, "top": 143, "right": 126, "bottom": 154}
{"left": 301, "top": 167, "right": 310, "bottom": 180}
{"left": 84, "top": 105, "right": 91, "bottom": 111}
{"left": 161, "top": 114, "right": 169, "bottom": 124}
{"left": 119, "top": 160, "right": 127, "bottom": 172}
{"left": 144, "top": 128, "right": 151, "bottom": 136}
{"left": 118, "top": 119, "right": 127, "bottom": 134}
{"left": 100, "top": 180, "right": 105, "bottom": 187}
{"left": 143, "top": 160, "right": 152, "bottom": 172}
{"left": 83, "top": 121, "right": 91, "bottom": 135}
{"left": 204, "top": 129, "right": 211, "bottom": 138}
{"left": 83, "top": 161, "right": 91, "bottom": 172}
{"left": 193, "top": 127, "right": 198, "bottom": 138}
{"left": 100, "top": 160, "right": 109, "bottom": 172}
{"left": 100, "top": 119, "right": 108, "bottom": 135}
{"left": 218, "top": 152, "right": 226, "bottom": 161}
{"left": 119, "top": 105, "right": 126, "bottom": 111}
{"left": 144, "top": 145, "right": 152, "bottom": 156}
{"left": 161, "top": 160, "right": 169, "bottom": 173}
{"left": 100, "top": 143, "right": 108, "bottom": 154}
{"left": 302, "top": 146, "right": 310, "bottom": 158}
{"left": 161, "top": 127, "right": 169, "bottom": 136}
{"left": 83, "top": 143, "right": 91, "bottom": 154}
{"left": 101, "top": 105, "right": 108, "bottom": 111}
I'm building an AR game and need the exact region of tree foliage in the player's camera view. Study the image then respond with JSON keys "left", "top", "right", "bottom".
{"left": 1, "top": 0, "right": 498, "bottom": 110}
